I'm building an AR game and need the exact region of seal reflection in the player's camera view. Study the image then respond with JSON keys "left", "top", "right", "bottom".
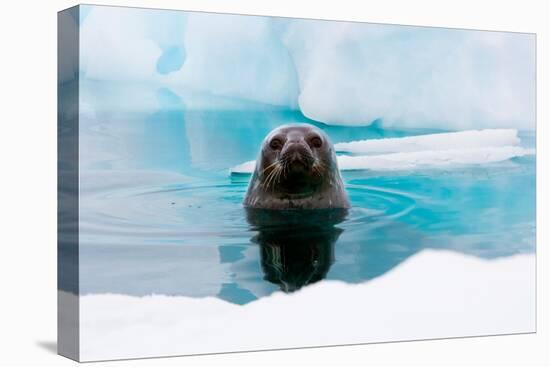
{"left": 246, "top": 208, "right": 348, "bottom": 292}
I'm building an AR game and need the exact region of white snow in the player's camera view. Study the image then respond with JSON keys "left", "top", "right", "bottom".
{"left": 74, "top": 250, "right": 535, "bottom": 361}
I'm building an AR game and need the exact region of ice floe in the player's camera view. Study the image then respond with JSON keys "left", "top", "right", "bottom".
{"left": 334, "top": 129, "right": 521, "bottom": 154}
{"left": 231, "top": 129, "right": 534, "bottom": 174}
{"left": 75, "top": 249, "right": 535, "bottom": 361}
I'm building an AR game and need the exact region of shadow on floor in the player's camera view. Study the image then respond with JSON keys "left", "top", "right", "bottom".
{"left": 36, "top": 340, "right": 57, "bottom": 354}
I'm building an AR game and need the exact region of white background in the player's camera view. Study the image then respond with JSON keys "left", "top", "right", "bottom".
{"left": 0, "top": 0, "right": 547, "bottom": 365}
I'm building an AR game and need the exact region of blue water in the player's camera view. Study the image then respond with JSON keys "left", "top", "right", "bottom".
{"left": 75, "top": 83, "right": 535, "bottom": 305}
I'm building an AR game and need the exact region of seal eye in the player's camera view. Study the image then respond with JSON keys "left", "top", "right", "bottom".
{"left": 310, "top": 136, "right": 323, "bottom": 148}
{"left": 270, "top": 138, "right": 283, "bottom": 150}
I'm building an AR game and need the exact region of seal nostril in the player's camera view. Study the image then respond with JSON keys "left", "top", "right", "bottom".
{"left": 283, "top": 145, "right": 311, "bottom": 165}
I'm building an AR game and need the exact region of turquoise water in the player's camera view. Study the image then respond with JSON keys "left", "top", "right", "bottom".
{"left": 75, "top": 84, "right": 535, "bottom": 305}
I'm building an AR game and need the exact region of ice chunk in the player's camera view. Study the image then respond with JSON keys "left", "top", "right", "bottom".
{"left": 231, "top": 127, "right": 533, "bottom": 175}
{"left": 230, "top": 160, "right": 257, "bottom": 174}
{"left": 230, "top": 146, "right": 533, "bottom": 174}
{"left": 337, "top": 146, "right": 534, "bottom": 171}
{"left": 335, "top": 129, "right": 520, "bottom": 154}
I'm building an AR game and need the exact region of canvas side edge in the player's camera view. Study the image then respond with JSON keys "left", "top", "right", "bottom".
{"left": 57, "top": 5, "right": 80, "bottom": 362}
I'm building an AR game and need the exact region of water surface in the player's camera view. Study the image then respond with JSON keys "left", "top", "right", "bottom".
{"left": 74, "top": 82, "right": 536, "bottom": 304}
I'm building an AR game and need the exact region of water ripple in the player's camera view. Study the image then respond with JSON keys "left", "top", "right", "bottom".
{"left": 80, "top": 178, "right": 416, "bottom": 246}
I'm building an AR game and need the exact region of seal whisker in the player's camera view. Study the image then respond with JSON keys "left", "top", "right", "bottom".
{"left": 262, "top": 167, "right": 277, "bottom": 190}
{"left": 281, "top": 156, "right": 290, "bottom": 179}
{"left": 275, "top": 164, "right": 284, "bottom": 185}
{"left": 261, "top": 160, "right": 281, "bottom": 174}
{"left": 261, "top": 167, "right": 273, "bottom": 188}
{"left": 268, "top": 167, "right": 279, "bottom": 191}
{"left": 264, "top": 165, "right": 282, "bottom": 192}
{"left": 271, "top": 166, "right": 283, "bottom": 191}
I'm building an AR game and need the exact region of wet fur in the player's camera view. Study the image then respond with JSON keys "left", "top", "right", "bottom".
{"left": 243, "top": 124, "right": 350, "bottom": 210}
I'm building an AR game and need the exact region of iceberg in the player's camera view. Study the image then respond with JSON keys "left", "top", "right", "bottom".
{"left": 78, "top": 6, "right": 535, "bottom": 130}
{"left": 163, "top": 12, "right": 300, "bottom": 108}
{"left": 79, "top": 5, "right": 185, "bottom": 81}
{"left": 282, "top": 21, "right": 535, "bottom": 130}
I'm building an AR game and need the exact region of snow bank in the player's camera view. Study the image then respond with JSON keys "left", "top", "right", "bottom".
{"left": 335, "top": 129, "right": 520, "bottom": 154}
{"left": 75, "top": 250, "right": 535, "bottom": 361}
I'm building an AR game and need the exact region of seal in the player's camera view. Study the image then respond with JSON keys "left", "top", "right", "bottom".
{"left": 243, "top": 123, "right": 350, "bottom": 209}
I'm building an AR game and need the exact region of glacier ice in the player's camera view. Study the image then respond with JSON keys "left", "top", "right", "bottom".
{"left": 163, "top": 12, "right": 300, "bottom": 108}
{"left": 79, "top": 5, "right": 185, "bottom": 81}
{"left": 78, "top": 6, "right": 535, "bottom": 130}
{"left": 282, "top": 21, "right": 535, "bottom": 130}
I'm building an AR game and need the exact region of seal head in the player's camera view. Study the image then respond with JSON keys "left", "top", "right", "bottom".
{"left": 243, "top": 124, "right": 350, "bottom": 209}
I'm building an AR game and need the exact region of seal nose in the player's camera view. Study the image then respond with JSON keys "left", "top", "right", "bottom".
{"left": 281, "top": 140, "right": 314, "bottom": 171}
{"left": 290, "top": 150, "right": 302, "bottom": 161}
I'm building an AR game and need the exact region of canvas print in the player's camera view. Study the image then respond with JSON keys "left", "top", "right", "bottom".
{"left": 58, "top": 5, "right": 536, "bottom": 362}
